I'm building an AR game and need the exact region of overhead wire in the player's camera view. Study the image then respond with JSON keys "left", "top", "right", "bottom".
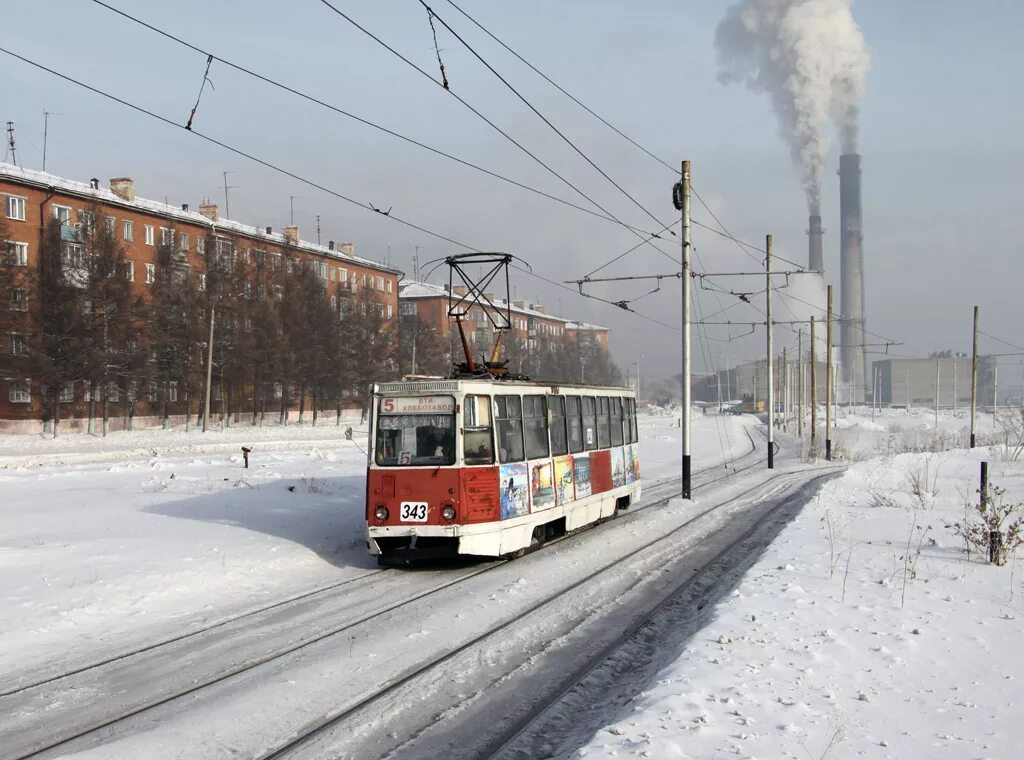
{"left": 86, "top": 0, "right": 670, "bottom": 240}
{"left": 316, "top": 0, "right": 679, "bottom": 264}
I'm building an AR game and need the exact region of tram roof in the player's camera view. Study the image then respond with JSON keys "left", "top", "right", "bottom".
{"left": 374, "top": 378, "right": 633, "bottom": 395}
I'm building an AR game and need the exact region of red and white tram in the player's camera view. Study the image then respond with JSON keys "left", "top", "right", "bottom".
{"left": 366, "top": 378, "right": 641, "bottom": 564}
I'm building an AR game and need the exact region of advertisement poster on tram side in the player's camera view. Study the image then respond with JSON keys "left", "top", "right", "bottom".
{"left": 631, "top": 445, "right": 641, "bottom": 481}
{"left": 553, "top": 456, "right": 575, "bottom": 506}
{"left": 624, "top": 445, "right": 635, "bottom": 484}
{"left": 499, "top": 463, "right": 530, "bottom": 520}
{"left": 611, "top": 448, "right": 626, "bottom": 488}
{"left": 572, "top": 454, "right": 592, "bottom": 498}
{"left": 530, "top": 461, "right": 556, "bottom": 511}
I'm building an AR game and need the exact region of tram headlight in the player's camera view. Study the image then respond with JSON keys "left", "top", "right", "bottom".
{"left": 441, "top": 505, "right": 457, "bottom": 522}
{"left": 374, "top": 505, "right": 389, "bottom": 521}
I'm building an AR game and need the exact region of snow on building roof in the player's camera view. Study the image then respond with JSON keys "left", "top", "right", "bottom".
{"left": 398, "top": 279, "right": 607, "bottom": 330}
{"left": 0, "top": 162, "right": 401, "bottom": 276}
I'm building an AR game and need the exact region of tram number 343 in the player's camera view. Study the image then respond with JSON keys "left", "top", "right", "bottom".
{"left": 399, "top": 502, "right": 429, "bottom": 522}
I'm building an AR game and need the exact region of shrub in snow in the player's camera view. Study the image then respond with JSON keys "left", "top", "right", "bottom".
{"left": 952, "top": 484, "right": 1024, "bottom": 567}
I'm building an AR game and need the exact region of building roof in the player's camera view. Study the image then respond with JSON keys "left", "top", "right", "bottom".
{"left": 0, "top": 162, "right": 402, "bottom": 276}
{"left": 398, "top": 279, "right": 607, "bottom": 331}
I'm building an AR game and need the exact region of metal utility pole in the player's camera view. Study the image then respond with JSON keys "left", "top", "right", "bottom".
{"left": 782, "top": 346, "right": 788, "bottom": 432}
{"left": 970, "top": 305, "right": 979, "bottom": 447}
{"left": 766, "top": 234, "right": 775, "bottom": 469}
{"left": 42, "top": 111, "right": 61, "bottom": 171}
{"left": 222, "top": 172, "right": 238, "bottom": 220}
{"left": 935, "top": 360, "right": 940, "bottom": 430}
{"left": 826, "top": 285, "right": 833, "bottom": 461}
{"left": 679, "top": 161, "right": 693, "bottom": 497}
{"left": 810, "top": 316, "right": 818, "bottom": 451}
{"left": 798, "top": 329, "right": 804, "bottom": 439}
{"left": 905, "top": 370, "right": 910, "bottom": 411}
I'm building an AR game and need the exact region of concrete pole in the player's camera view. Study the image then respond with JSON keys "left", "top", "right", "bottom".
{"left": 970, "top": 305, "right": 979, "bottom": 448}
{"left": 826, "top": 285, "right": 833, "bottom": 461}
{"left": 905, "top": 369, "right": 910, "bottom": 412}
{"left": 810, "top": 317, "right": 817, "bottom": 453}
{"left": 202, "top": 303, "right": 215, "bottom": 433}
{"left": 681, "top": 161, "right": 692, "bottom": 498}
{"left": 798, "top": 329, "right": 804, "bottom": 439}
{"left": 935, "top": 359, "right": 940, "bottom": 430}
{"left": 766, "top": 234, "right": 775, "bottom": 470}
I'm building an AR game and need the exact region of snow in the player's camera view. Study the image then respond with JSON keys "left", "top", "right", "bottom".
{"left": 3, "top": 405, "right": 1023, "bottom": 759}
{"left": 576, "top": 409, "right": 1024, "bottom": 760}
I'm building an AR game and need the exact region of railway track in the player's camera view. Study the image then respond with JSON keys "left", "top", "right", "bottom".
{"left": 4, "top": 426, "right": 773, "bottom": 760}
{"left": 262, "top": 464, "right": 839, "bottom": 760}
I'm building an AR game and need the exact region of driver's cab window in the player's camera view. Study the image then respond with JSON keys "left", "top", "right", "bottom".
{"left": 463, "top": 394, "right": 494, "bottom": 465}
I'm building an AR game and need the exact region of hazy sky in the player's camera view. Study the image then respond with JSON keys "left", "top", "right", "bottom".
{"left": 4, "top": 1, "right": 1022, "bottom": 381}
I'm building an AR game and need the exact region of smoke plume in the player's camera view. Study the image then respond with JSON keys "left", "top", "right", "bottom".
{"left": 715, "top": 0, "right": 869, "bottom": 214}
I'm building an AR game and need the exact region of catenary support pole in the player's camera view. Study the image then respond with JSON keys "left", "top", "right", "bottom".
{"left": 935, "top": 360, "right": 940, "bottom": 430}
{"left": 766, "top": 234, "right": 774, "bottom": 470}
{"left": 798, "top": 329, "right": 804, "bottom": 439}
{"left": 826, "top": 285, "right": 833, "bottom": 461}
{"left": 681, "top": 161, "right": 692, "bottom": 498}
{"left": 203, "top": 303, "right": 215, "bottom": 433}
{"left": 970, "top": 305, "right": 979, "bottom": 447}
{"left": 782, "top": 346, "right": 788, "bottom": 432}
{"left": 810, "top": 317, "right": 817, "bottom": 452}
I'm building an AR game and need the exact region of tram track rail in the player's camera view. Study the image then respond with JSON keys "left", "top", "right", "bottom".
{"left": 5, "top": 425, "right": 769, "bottom": 760}
{"left": 263, "top": 466, "right": 838, "bottom": 759}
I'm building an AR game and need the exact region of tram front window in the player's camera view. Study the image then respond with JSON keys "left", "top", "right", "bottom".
{"left": 375, "top": 396, "right": 457, "bottom": 466}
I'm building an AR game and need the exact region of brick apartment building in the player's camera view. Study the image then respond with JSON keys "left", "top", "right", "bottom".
{"left": 1, "top": 162, "right": 400, "bottom": 430}
{"left": 398, "top": 280, "right": 613, "bottom": 382}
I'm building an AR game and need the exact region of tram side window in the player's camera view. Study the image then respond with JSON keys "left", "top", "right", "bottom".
{"left": 523, "top": 395, "right": 550, "bottom": 460}
{"left": 610, "top": 397, "right": 624, "bottom": 446}
{"left": 549, "top": 396, "right": 568, "bottom": 456}
{"left": 582, "top": 396, "right": 597, "bottom": 450}
{"left": 495, "top": 395, "right": 525, "bottom": 463}
{"left": 464, "top": 394, "right": 494, "bottom": 465}
{"left": 629, "top": 398, "right": 638, "bottom": 443}
{"left": 566, "top": 395, "right": 583, "bottom": 453}
{"left": 596, "top": 397, "right": 610, "bottom": 448}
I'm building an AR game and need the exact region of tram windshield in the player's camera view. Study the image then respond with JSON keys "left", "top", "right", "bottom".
{"left": 374, "top": 395, "right": 456, "bottom": 466}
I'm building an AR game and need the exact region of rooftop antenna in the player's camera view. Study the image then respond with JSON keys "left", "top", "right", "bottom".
{"left": 315, "top": 213, "right": 321, "bottom": 245}
{"left": 5, "top": 122, "right": 17, "bottom": 166}
{"left": 414, "top": 245, "right": 421, "bottom": 281}
{"left": 42, "top": 111, "right": 61, "bottom": 171}
{"left": 222, "top": 171, "right": 238, "bottom": 219}
{"left": 445, "top": 252, "right": 521, "bottom": 379}
{"left": 289, "top": 195, "right": 302, "bottom": 225}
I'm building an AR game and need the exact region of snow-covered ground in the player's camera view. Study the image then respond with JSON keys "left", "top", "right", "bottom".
{"left": 579, "top": 409, "right": 1024, "bottom": 760}
{"left": 0, "top": 412, "right": 749, "bottom": 684}
{"left": 6, "top": 405, "right": 1023, "bottom": 759}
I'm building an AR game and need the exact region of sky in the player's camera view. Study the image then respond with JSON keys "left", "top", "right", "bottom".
{"left": 3, "top": 1, "right": 1023, "bottom": 382}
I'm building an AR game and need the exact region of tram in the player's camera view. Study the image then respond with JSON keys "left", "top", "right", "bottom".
{"left": 366, "top": 378, "right": 641, "bottom": 563}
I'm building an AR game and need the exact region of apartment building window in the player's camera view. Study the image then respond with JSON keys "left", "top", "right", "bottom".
{"left": 386, "top": 304, "right": 393, "bottom": 319}
{"left": 273, "top": 284, "right": 283, "bottom": 301}
{"left": 314, "top": 261, "right": 328, "bottom": 281}
{"left": 149, "top": 381, "right": 159, "bottom": 400}
{"left": 107, "top": 383, "right": 121, "bottom": 403}
{"left": 242, "top": 248, "right": 251, "bottom": 265}
{"left": 144, "top": 225, "right": 155, "bottom": 246}
{"left": 105, "top": 216, "right": 116, "bottom": 235}
{"left": 123, "top": 261, "right": 135, "bottom": 282}
{"left": 331, "top": 296, "right": 337, "bottom": 311}
{"left": 377, "top": 276, "right": 384, "bottom": 290}
{"left": 78, "top": 209, "right": 96, "bottom": 232}
{"left": 6, "top": 241, "right": 28, "bottom": 266}
{"left": 160, "top": 227, "right": 173, "bottom": 247}
{"left": 9, "top": 379, "right": 30, "bottom": 404}
{"left": 254, "top": 250, "right": 266, "bottom": 267}
{"left": 199, "top": 273, "right": 206, "bottom": 291}
{"left": 179, "top": 232, "right": 190, "bottom": 252}
{"left": 271, "top": 252, "right": 282, "bottom": 270}
{"left": 10, "top": 288, "right": 28, "bottom": 311}
{"left": 196, "top": 236, "right": 205, "bottom": 255}
{"left": 59, "top": 383, "right": 75, "bottom": 403}
{"left": 340, "top": 267, "right": 348, "bottom": 285}
{"left": 52, "top": 205, "right": 72, "bottom": 225}
{"left": 5, "top": 195, "right": 26, "bottom": 221}
{"left": 386, "top": 279, "right": 393, "bottom": 294}
{"left": 168, "top": 380, "right": 178, "bottom": 402}
{"left": 10, "top": 333, "right": 26, "bottom": 356}
{"left": 399, "top": 301, "right": 416, "bottom": 316}
{"left": 123, "top": 219, "right": 134, "bottom": 241}
{"left": 257, "top": 282, "right": 266, "bottom": 300}
{"left": 145, "top": 263, "right": 156, "bottom": 284}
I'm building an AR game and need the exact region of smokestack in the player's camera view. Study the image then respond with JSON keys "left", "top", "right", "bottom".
{"left": 839, "top": 153, "right": 867, "bottom": 402}
{"left": 807, "top": 214, "right": 823, "bottom": 272}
